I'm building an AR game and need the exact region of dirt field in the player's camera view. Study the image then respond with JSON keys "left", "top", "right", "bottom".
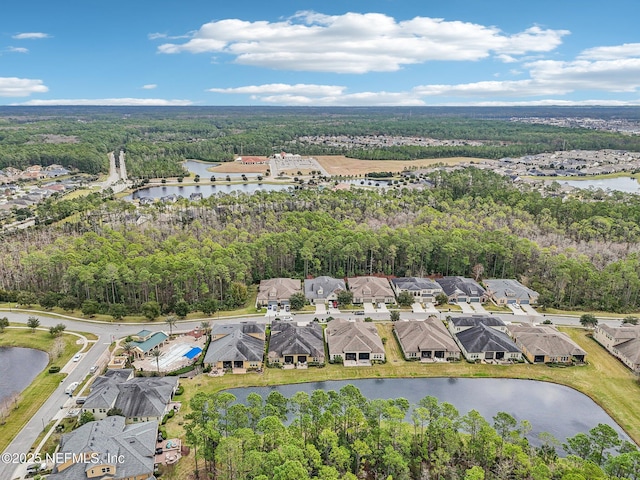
{"left": 315, "top": 155, "right": 475, "bottom": 176}
{"left": 209, "top": 162, "right": 269, "bottom": 174}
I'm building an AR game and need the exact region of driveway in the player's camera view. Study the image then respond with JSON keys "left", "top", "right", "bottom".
{"left": 470, "top": 303, "right": 488, "bottom": 314}
{"left": 363, "top": 302, "right": 376, "bottom": 314}
{"left": 507, "top": 304, "right": 526, "bottom": 315}
{"left": 424, "top": 303, "right": 439, "bottom": 314}
{"left": 412, "top": 303, "right": 425, "bottom": 313}
{"left": 457, "top": 302, "right": 475, "bottom": 314}
{"left": 328, "top": 307, "right": 341, "bottom": 315}
{"left": 315, "top": 303, "right": 327, "bottom": 315}
{"left": 377, "top": 304, "right": 389, "bottom": 313}
{"left": 520, "top": 304, "right": 542, "bottom": 316}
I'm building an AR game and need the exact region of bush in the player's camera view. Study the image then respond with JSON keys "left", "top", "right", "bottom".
{"left": 48, "top": 366, "right": 61, "bottom": 373}
{"left": 175, "top": 385, "right": 184, "bottom": 395}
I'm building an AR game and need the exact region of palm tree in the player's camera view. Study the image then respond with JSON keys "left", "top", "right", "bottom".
{"left": 200, "top": 320, "right": 211, "bottom": 336}
{"left": 151, "top": 348, "right": 162, "bottom": 373}
{"left": 122, "top": 342, "right": 134, "bottom": 361}
{"left": 165, "top": 315, "right": 177, "bottom": 336}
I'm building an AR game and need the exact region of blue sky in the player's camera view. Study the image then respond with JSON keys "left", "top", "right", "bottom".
{"left": 2, "top": 0, "right": 640, "bottom": 106}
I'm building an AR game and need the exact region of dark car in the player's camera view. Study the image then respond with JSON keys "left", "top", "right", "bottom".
{"left": 155, "top": 447, "right": 163, "bottom": 455}
{"left": 157, "top": 432, "right": 164, "bottom": 442}
{"left": 355, "top": 311, "right": 365, "bottom": 315}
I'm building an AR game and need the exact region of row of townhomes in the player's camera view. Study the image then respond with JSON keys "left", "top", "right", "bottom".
{"left": 594, "top": 323, "right": 640, "bottom": 373}
{"left": 48, "top": 369, "right": 180, "bottom": 480}
{"left": 256, "top": 275, "right": 540, "bottom": 308}
{"left": 200, "top": 315, "right": 588, "bottom": 370}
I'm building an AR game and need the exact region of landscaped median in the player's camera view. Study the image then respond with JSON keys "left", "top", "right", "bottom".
{"left": 173, "top": 326, "right": 640, "bottom": 447}
{"left": 0, "top": 326, "right": 83, "bottom": 453}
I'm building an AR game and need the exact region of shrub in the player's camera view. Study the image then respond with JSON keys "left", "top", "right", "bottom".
{"left": 48, "top": 366, "right": 61, "bottom": 373}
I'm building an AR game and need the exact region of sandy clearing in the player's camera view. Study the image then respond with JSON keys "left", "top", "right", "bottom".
{"left": 209, "top": 162, "right": 269, "bottom": 174}
{"left": 314, "top": 155, "right": 477, "bottom": 175}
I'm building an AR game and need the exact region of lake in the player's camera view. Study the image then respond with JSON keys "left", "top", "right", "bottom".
{"left": 125, "top": 183, "right": 293, "bottom": 201}
{"left": 558, "top": 176, "right": 640, "bottom": 193}
{"left": 0, "top": 347, "right": 49, "bottom": 405}
{"left": 225, "top": 377, "right": 631, "bottom": 446}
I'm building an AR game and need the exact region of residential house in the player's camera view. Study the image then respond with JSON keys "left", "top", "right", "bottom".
{"left": 203, "top": 322, "right": 266, "bottom": 371}
{"left": 594, "top": 324, "right": 640, "bottom": 373}
{"left": 394, "top": 318, "right": 460, "bottom": 361}
{"left": 436, "top": 276, "right": 487, "bottom": 303}
{"left": 325, "top": 318, "right": 385, "bottom": 366}
{"left": 347, "top": 276, "right": 395, "bottom": 304}
{"left": 391, "top": 277, "right": 444, "bottom": 303}
{"left": 304, "top": 276, "right": 346, "bottom": 306}
{"left": 483, "top": 279, "right": 539, "bottom": 305}
{"left": 447, "top": 316, "right": 520, "bottom": 362}
{"left": 256, "top": 278, "right": 302, "bottom": 309}
{"left": 268, "top": 321, "right": 325, "bottom": 366}
{"left": 508, "top": 324, "right": 586, "bottom": 363}
{"left": 82, "top": 369, "right": 178, "bottom": 423}
{"left": 129, "top": 329, "right": 169, "bottom": 359}
{"left": 47, "top": 416, "right": 157, "bottom": 480}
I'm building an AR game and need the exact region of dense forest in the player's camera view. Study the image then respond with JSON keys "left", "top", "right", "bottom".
{"left": 2, "top": 107, "right": 640, "bottom": 179}
{"left": 180, "top": 386, "right": 639, "bottom": 480}
{"left": 2, "top": 169, "right": 640, "bottom": 314}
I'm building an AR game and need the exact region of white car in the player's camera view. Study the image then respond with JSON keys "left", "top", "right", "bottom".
{"left": 72, "top": 353, "right": 82, "bottom": 362}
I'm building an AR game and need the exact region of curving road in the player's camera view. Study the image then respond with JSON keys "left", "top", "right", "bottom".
{"left": 0, "top": 308, "right": 623, "bottom": 479}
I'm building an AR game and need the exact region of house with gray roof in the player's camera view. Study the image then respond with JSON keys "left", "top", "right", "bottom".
{"left": 204, "top": 322, "right": 266, "bottom": 371}
{"left": 325, "top": 318, "right": 385, "bottom": 366}
{"left": 347, "top": 276, "right": 395, "bottom": 304}
{"left": 455, "top": 323, "right": 521, "bottom": 363}
{"left": 268, "top": 321, "right": 325, "bottom": 366}
{"left": 594, "top": 324, "right": 640, "bottom": 373}
{"left": 394, "top": 318, "right": 460, "bottom": 361}
{"left": 391, "top": 277, "right": 443, "bottom": 303}
{"left": 47, "top": 416, "right": 157, "bottom": 480}
{"left": 508, "top": 324, "right": 586, "bottom": 364}
{"left": 82, "top": 368, "right": 178, "bottom": 423}
{"left": 484, "top": 279, "right": 539, "bottom": 305}
{"left": 436, "top": 276, "right": 487, "bottom": 303}
{"left": 447, "top": 315, "right": 508, "bottom": 335}
{"left": 304, "top": 276, "right": 346, "bottom": 305}
{"left": 256, "top": 278, "right": 302, "bottom": 308}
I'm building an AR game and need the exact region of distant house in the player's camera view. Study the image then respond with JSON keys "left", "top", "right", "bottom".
{"left": 256, "top": 278, "right": 302, "bottom": 309}
{"left": 508, "top": 324, "right": 586, "bottom": 364}
{"left": 594, "top": 324, "right": 640, "bottom": 373}
{"left": 304, "top": 276, "right": 346, "bottom": 305}
{"left": 447, "top": 315, "right": 520, "bottom": 362}
{"left": 394, "top": 318, "right": 460, "bottom": 361}
{"left": 436, "top": 276, "right": 487, "bottom": 303}
{"left": 347, "top": 276, "right": 395, "bottom": 304}
{"left": 268, "top": 321, "right": 325, "bottom": 366}
{"left": 47, "top": 416, "right": 157, "bottom": 480}
{"left": 238, "top": 156, "right": 268, "bottom": 164}
{"left": 484, "top": 279, "right": 539, "bottom": 305}
{"left": 203, "top": 322, "right": 266, "bottom": 371}
{"left": 189, "top": 192, "right": 203, "bottom": 201}
{"left": 325, "top": 318, "right": 385, "bottom": 366}
{"left": 391, "top": 277, "right": 443, "bottom": 303}
{"left": 82, "top": 369, "right": 178, "bottom": 423}
{"left": 129, "top": 330, "right": 169, "bottom": 359}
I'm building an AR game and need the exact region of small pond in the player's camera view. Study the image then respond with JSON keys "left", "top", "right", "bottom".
{"left": 557, "top": 176, "right": 640, "bottom": 193}
{"left": 0, "top": 346, "right": 49, "bottom": 404}
{"left": 225, "top": 377, "right": 631, "bottom": 446}
{"left": 125, "top": 183, "right": 292, "bottom": 201}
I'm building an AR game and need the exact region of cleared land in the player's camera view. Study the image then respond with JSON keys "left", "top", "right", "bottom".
{"left": 315, "top": 155, "right": 476, "bottom": 176}
{"left": 208, "top": 162, "right": 269, "bottom": 174}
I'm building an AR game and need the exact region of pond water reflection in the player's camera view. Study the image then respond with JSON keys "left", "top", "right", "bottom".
{"left": 0, "top": 347, "right": 49, "bottom": 404}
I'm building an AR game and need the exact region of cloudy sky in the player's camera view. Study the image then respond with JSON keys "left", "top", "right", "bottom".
{"left": 2, "top": 0, "right": 640, "bottom": 106}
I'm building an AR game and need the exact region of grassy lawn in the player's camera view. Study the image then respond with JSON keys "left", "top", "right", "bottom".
{"left": 0, "top": 328, "right": 78, "bottom": 453}
{"left": 173, "top": 326, "right": 640, "bottom": 446}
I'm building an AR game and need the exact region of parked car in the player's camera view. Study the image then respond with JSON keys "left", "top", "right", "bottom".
{"left": 155, "top": 447, "right": 163, "bottom": 455}
{"left": 65, "top": 381, "right": 79, "bottom": 395}
{"left": 355, "top": 311, "right": 365, "bottom": 315}
{"left": 72, "top": 353, "right": 82, "bottom": 362}
{"left": 89, "top": 365, "right": 98, "bottom": 374}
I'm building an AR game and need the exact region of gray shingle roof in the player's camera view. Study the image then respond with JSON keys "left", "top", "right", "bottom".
{"left": 484, "top": 279, "right": 539, "bottom": 302}
{"left": 204, "top": 329, "right": 265, "bottom": 364}
{"left": 256, "top": 278, "right": 302, "bottom": 304}
{"left": 391, "top": 277, "right": 442, "bottom": 292}
{"left": 325, "top": 319, "right": 384, "bottom": 356}
{"left": 456, "top": 324, "right": 520, "bottom": 353}
{"left": 268, "top": 321, "right": 325, "bottom": 361}
{"left": 47, "top": 416, "right": 157, "bottom": 480}
{"left": 598, "top": 324, "right": 640, "bottom": 366}
{"left": 347, "top": 276, "right": 394, "bottom": 299}
{"left": 449, "top": 315, "right": 506, "bottom": 329}
{"left": 394, "top": 318, "right": 460, "bottom": 354}
{"left": 211, "top": 322, "right": 265, "bottom": 337}
{"left": 436, "top": 276, "right": 486, "bottom": 297}
{"left": 304, "top": 276, "right": 346, "bottom": 300}
{"left": 507, "top": 324, "right": 586, "bottom": 358}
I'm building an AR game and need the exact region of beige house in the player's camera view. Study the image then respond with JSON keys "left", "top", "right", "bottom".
{"left": 347, "top": 276, "right": 395, "bottom": 304}
{"left": 508, "top": 324, "right": 586, "bottom": 364}
{"left": 594, "top": 324, "right": 640, "bottom": 373}
{"left": 256, "top": 278, "right": 302, "bottom": 308}
{"left": 394, "top": 318, "right": 460, "bottom": 361}
{"left": 325, "top": 318, "right": 385, "bottom": 366}
{"left": 204, "top": 322, "right": 266, "bottom": 371}
{"left": 268, "top": 321, "right": 325, "bottom": 366}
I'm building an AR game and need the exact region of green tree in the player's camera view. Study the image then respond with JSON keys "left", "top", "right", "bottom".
{"left": 390, "top": 310, "right": 400, "bottom": 322}
{"left": 228, "top": 282, "right": 248, "bottom": 308}
{"left": 579, "top": 313, "right": 598, "bottom": 329}
{"left": 464, "top": 465, "right": 485, "bottom": 480}
{"left": 49, "top": 323, "right": 66, "bottom": 337}
{"left": 622, "top": 315, "right": 639, "bottom": 325}
{"left": 27, "top": 316, "right": 40, "bottom": 332}
{"left": 201, "top": 298, "right": 219, "bottom": 316}
{"left": 39, "top": 291, "right": 60, "bottom": 310}
{"left": 78, "top": 410, "right": 95, "bottom": 426}
{"left": 0, "top": 317, "right": 8, "bottom": 333}
{"left": 58, "top": 296, "right": 78, "bottom": 312}
{"left": 174, "top": 300, "right": 189, "bottom": 318}
{"left": 17, "top": 291, "right": 37, "bottom": 307}
{"left": 81, "top": 300, "right": 100, "bottom": 317}
{"left": 109, "top": 303, "right": 127, "bottom": 321}
{"left": 336, "top": 289, "right": 353, "bottom": 307}
{"left": 289, "top": 292, "right": 307, "bottom": 311}
{"left": 165, "top": 315, "right": 178, "bottom": 336}
{"left": 396, "top": 291, "right": 414, "bottom": 307}
{"left": 152, "top": 348, "right": 162, "bottom": 373}
{"left": 141, "top": 301, "right": 161, "bottom": 320}
{"left": 106, "top": 407, "right": 124, "bottom": 417}
{"left": 435, "top": 293, "right": 449, "bottom": 306}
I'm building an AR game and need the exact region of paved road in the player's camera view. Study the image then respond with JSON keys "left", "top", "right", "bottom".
{"left": 0, "top": 308, "right": 623, "bottom": 479}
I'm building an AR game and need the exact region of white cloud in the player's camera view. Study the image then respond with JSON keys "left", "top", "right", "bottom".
{"left": 0, "top": 77, "right": 48, "bottom": 97}
{"left": 12, "top": 32, "right": 50, "bottom": 40}
{"left": 207, "top": 83, "right": 345, "bottom": 96}
{"left": 6, "top": 47, "right": 29, "bottom": 54}
{"left": 13, "top": 98, "right": 193, "bottom": 106}
{"left": 579, "top": 43, "right": 640, "bottom": 60}
{"left": 142, "top": 84, "right": 158, "bottom": 90}
{"left": 158, "top": 11, "right": 568, "bottom": 73}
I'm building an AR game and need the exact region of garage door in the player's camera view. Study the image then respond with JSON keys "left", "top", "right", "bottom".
{"left": 507, "top": 299, "right": 517, "bottom": 304}
{"left": 470, "top": 298, "right": 479, "bottom": 303}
